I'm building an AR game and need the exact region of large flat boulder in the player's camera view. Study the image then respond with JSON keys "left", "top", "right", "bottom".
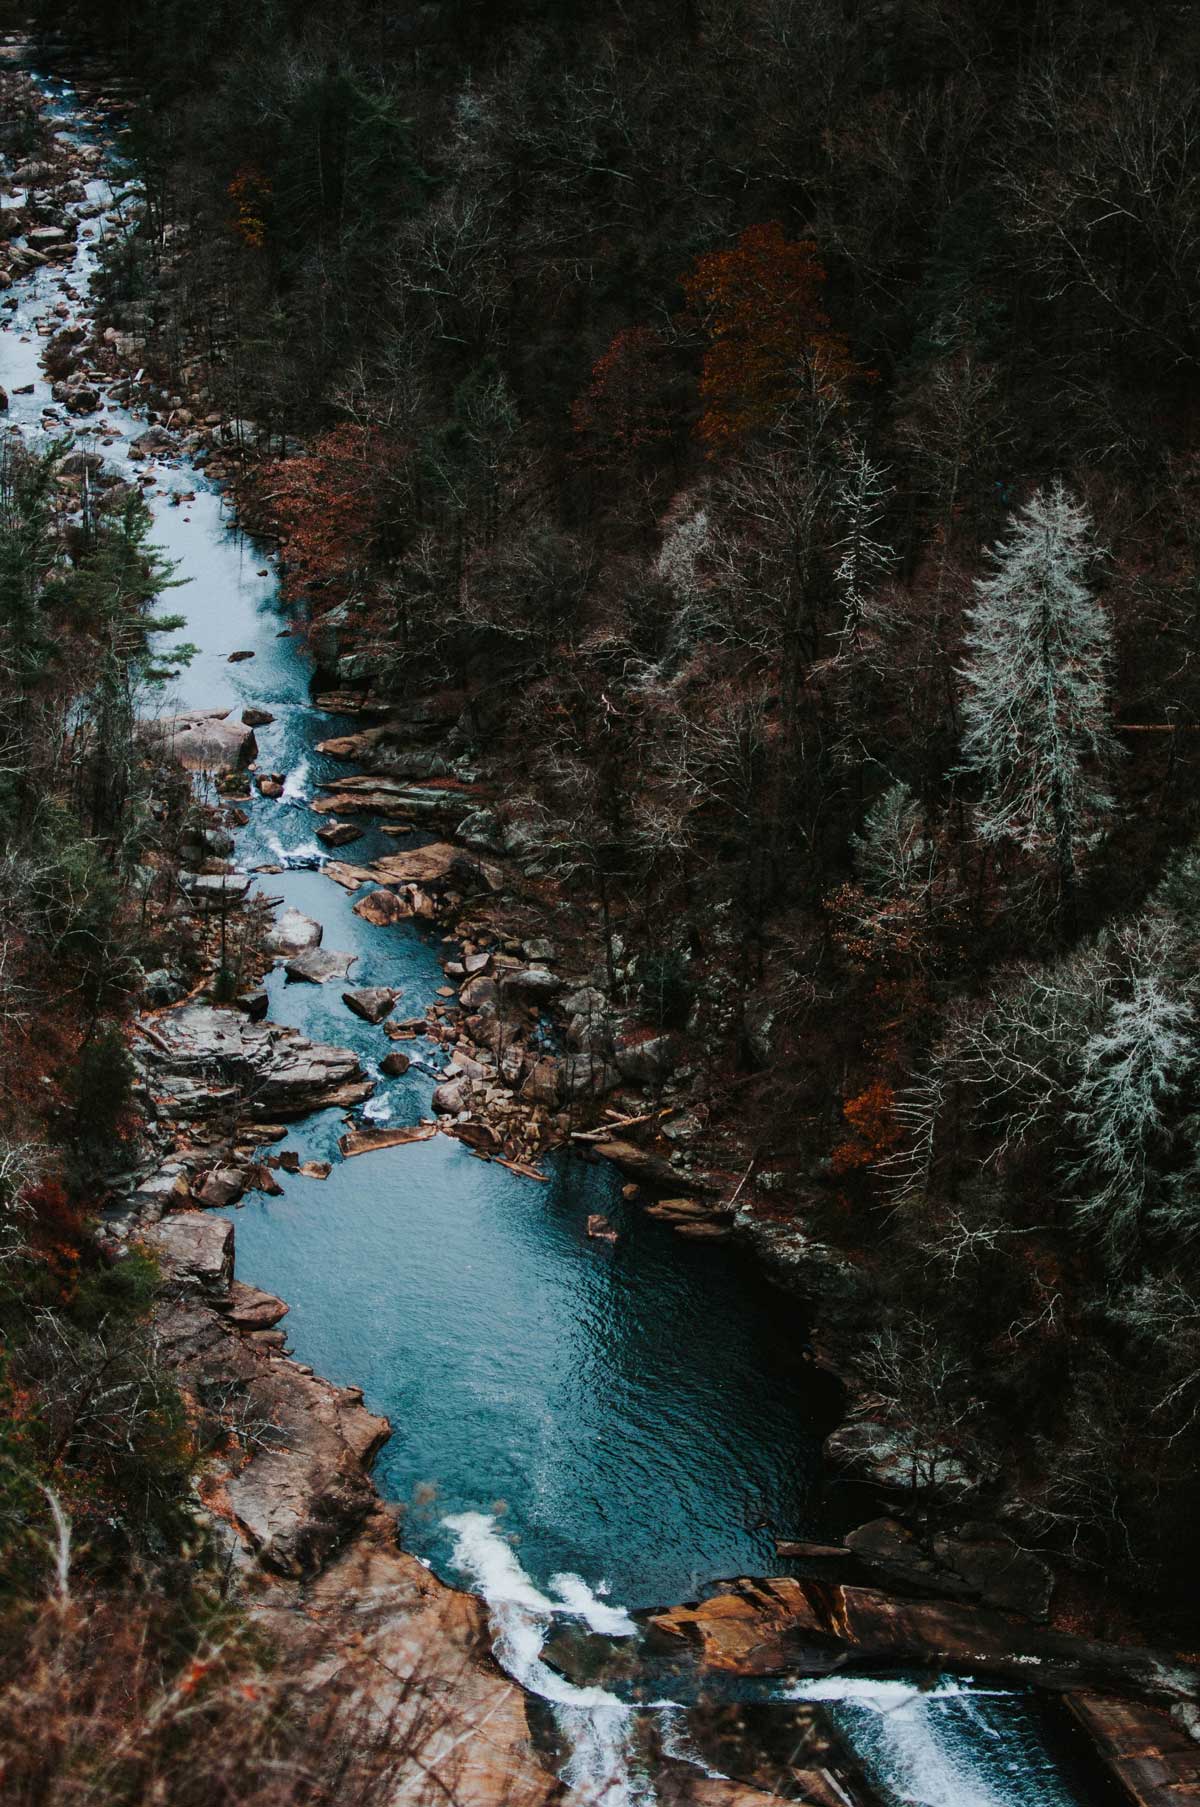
{"left": 142, "top": 709, "right": 258, "bottom": 772}
{"left": 284, "top": 947, "right": 357, "bottom": 985}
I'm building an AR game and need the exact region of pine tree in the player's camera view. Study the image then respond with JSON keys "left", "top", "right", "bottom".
{"left": 1067, "top": 964, "right": 1194, "bottom": 1268}
{"left": 959, "top": 481, "right": 1114, "bottom": 912}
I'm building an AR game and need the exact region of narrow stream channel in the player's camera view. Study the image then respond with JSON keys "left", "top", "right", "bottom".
{"left": 1, "top": 61, "right": 1104, "bottom": 1807}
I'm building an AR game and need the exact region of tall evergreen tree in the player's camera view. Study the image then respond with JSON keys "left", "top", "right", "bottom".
{"left": 959, "top": 481, "right": 1114, "bottom": 912}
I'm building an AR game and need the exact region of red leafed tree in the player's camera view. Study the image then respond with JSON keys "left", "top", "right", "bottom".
{"left": 830, "top": 1079, "right": 902, "bottom": 1175}
{"left": 267, "top": 426, "right": 405, "bottom": 602}
{"left": 571, "top": 326, "right": 674, "bottom": 464}
{"left": 682, "top": 222, "right": 860, "bottom": 451}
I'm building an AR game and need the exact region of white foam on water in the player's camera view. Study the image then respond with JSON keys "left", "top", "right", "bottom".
{"left": 281, "top": 757, "right": 310, "bottom": 804}
{"left": 445, "top": 1511, "right": 654, "bottom": 1807}
{"left": 787, "top": 1676, "right": 1065, "bottom": 1807}
{"left": 362, "top": 1092, "right": 394, "bottom": 1124}
{"left": 549, "top": 1571, "right": 638, "bottom": 1637}
{"left": 263, "top": 829, "right": 322, "bottom": 869}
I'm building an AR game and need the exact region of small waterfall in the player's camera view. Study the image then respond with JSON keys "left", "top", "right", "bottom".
{"left": 788, "top": 1675, "right": 1071, "bottom": 1807}
{"left": 447, "top": 1514, "right": 1085, "bottom": 1807}
{"left": 444, "top": 1511, "right": 654, "bottom": 1807}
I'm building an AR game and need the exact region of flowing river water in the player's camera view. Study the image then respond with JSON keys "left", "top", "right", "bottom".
{"left": 1, "top": 62, "right": 1110, "bottom": 1807}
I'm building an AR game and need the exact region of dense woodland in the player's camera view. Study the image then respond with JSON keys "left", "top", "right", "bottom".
{"left": 6, "top": 0, "right": 1200, "bottom": 1726}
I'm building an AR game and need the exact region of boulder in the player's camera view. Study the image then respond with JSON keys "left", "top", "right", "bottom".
{"left": 343, "top": 987, "right": 398, "bottom": 1025}
{"left": 193, "top": 1165, "right": 248, "bottom": 1209}
{"left": 353, "top": 887, "right": 410, "bottom": 927}
{"left": 316, "top": 821, "right": 362, "bottom": 848}
{"left": 264, "top": 908, "right": 323, "bottom": 956}
{"left": 179, "top": 871, "right": 252, "bottom": 905}
{"left": 592, "top": 1138, "right": 679, "bottom": 1186}
{"left": 614, "top": 1034, "right": 676, "bottom": 1085}
{"left": 241, "top": 706, "right": 275, "bottom": 728}
{"left": 932, "top": 1532, "right": 1054, "bottom": 1621}
{"left": 141, "top": 967, "right": 183, "bottom": 1008}
{"left": 433, "top": 1078, "right": 470, "bottom": 1115}
{"left": 285, "top": 948, "right": 358, "bottom": 986}
{"left": 380, "top": 1050, "right": 411, "bottom": 1078}
{"left": 144, "top": 709, "right": 257, "bottom": 773}
{"left": 141, "top": 1212, "right": 234, "bottom": 1294}
{"left": 459, "top": 973, "right": 501, "bottom": 1013}
{"left": 499, "top": 966, "right": 562, "bottom": 1000}
{"left": 135, "top": 1004, "right": 369, "bottom": 1121}
{"left": 130, "top": 1166, "right": 190, "bottom": 1221}
{"left": 220, "top": 1280, "right": 289, "bottom": 1331}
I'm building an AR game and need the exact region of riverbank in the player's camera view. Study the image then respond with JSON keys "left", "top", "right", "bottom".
{"left": 5, "top": 37, "right": 1198, "bottom": 1807}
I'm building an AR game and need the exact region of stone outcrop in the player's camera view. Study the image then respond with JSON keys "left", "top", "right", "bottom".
{"left": 135, "top": 1004, "right": 372, "bottom": 1121}
{"left": 644, "top": 1576, "right": 1200, "bottom": 1708}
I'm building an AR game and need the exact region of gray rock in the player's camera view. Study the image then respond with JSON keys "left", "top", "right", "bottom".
{"left": 264, "top": 908, "right": 323, "bottom": 956}
{"left": 193, "top": 1165, "right": 248, "bottom": 1209}
{"left": 142, "top": 967, "right": 183, "bottom": 1008}
{"left": 824, "top": 1419, "right": 987, "bottom": 1503}
{"left": 614, "top": 1034, "right": 675, "bottom": 1085}
{"left": 180, "top": 871, "right": 251, "bottom": 904}
{"left": 433, "top": 1078, "right": 470, "bottom": 1115}
{"left": 456, "top": 807, "right": 507, "bottom": 853}
{"left": 285, "top": 948, "right": 358, "bottom": 986}
{"left": 131, "top": 1166, "right": 190, "bottom": 1221}
{"left": 135, "top": 1004, "right": 369, "bottom": 1121}
{"left": 499, "top": 966, "right": 563, "bottom": 1000}
{"left": 342, "top": 987, "right": 397, "bottom": 1025}
{"left": 933, "top": 1533, "right": 1054, "bottom": 1621}
{"left": 142, "top": 1212, "right": 234, "bottom": 1294}
{"left": 143, "top": 709, "right": 257, "bottom": 773}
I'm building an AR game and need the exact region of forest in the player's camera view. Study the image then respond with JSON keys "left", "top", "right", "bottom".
{"left": 4, "top": 0, "right": 1200, "bottom": 1801}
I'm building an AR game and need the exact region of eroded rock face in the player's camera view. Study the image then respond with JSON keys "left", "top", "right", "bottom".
{"left": 136, "top": 1004, "right": 371, "bottom": 1121}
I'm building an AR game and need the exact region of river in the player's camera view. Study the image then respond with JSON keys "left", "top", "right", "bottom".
{"left": 0, "top": 59, "right": 1109, "bottom": 1807}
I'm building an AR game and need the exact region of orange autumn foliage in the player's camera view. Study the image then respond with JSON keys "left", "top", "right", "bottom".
{"left": 830, "top": 1079, "right": 902, "bottom": 1175}
{"left": 227, "top": 165, "right": 271, "bottom": 250}
{"left": 682, "top": 221, "right": 861, "bottom": 450}
{"left": 268, "top": 426, "right": 404, "bottom": 603}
